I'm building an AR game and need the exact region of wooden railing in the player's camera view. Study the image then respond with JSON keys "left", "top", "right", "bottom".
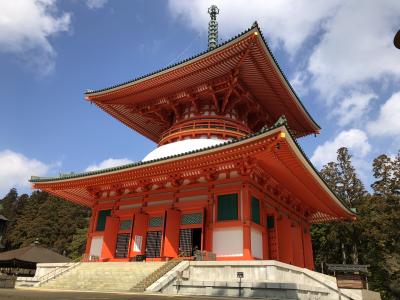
{"left": 160, "top": 119, "right": 250, "bottom": 144}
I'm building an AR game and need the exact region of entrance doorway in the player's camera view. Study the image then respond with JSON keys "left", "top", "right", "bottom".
{"left": 115, "top": 233, "right": 130, "bottom": 258}
{"left": 145, "top": 231, "right": 162, "bottom": 258}
{"left": 179, "top": 228, "right": 202, "bottom": 256}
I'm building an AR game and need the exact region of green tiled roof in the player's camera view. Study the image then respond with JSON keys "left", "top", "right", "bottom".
{"left": 84, "top": 22, "right": 320, "bottom": 131}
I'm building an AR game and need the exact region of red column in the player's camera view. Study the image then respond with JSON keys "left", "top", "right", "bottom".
{"left": 100, "top": 216, "right": 119, "bottom": 261}
{"left": 204, "top": 195, "right": 213, "bottom": 252}
{"left": 277, "top": 215, "right": 294, "bottom": 264}
{"left": 262, "top": 203, "right": 268, "bottom": 259}
{"left": 130, "top": 212, "right": 149, "bottom": 258}
{"left": 302, "top": 224, "right": 314, "bottom": 270}
{"left": 242, "top": 184, "right": 252, "bottom": 259}
{"left": 262, "top": 230, "right": 268, "bottom": 260}
{"left": 292, "top": 223, "right": 305, "bottom": 267}
{"left": 84, "top": 207, "right": 96, "bottom": 257}
{"left": 163, "top": 209, "right": 181, "bottom": 258}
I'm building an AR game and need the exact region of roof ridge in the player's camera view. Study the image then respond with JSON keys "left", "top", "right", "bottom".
{"left": 85, "top": 23, "right": 258, "bottom": 95}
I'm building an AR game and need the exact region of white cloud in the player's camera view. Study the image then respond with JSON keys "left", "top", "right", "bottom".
{"left": 85, "top": 158, "right": 133, "bottom": 172}
{"left": 308, "top": 0, "right": 400, "bottom": 99}
{"left": 0, "top": 149, "right": 51, "bottom": 196}
{"left": 332, "top": 92, "right": 377, "bottom": 126}
{"left": 311, "top": 129, "right": 371, "bottom": 168}
{"left": 167, "top": 0, "right": 341, "bottom": 54}
{"left": 0, "top": 0, "right": 71, "bottom": 74}
{"left": 367, "top": 91, "right": 400, "bottom": 137}
{"left": 86, "top": 0, "right": 108, "bottom": 9}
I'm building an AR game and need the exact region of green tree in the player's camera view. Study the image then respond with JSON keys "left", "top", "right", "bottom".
{"left": 313, "top": 147, "right": 366, "bottom": 266}
{"left": 0, "top": 190, "right": 90, "bottom": 258}
{"left": 372, "top": 154, "right": 395, "bottom": 196}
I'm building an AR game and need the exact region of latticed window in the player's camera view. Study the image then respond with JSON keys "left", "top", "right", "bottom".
{"left": 119, "top": 220, "right": 132, "bottom": 231}
{"left": 96, "top": 209, "right": 111, "bottom": 231}
{"left": 251, "top": 197, "right": 261, "bottom": 224}
{"left": 149, "top": 216, "right": 163, "bottom": 227}
{"left": 217, "top": 194, "right": 238, "bottom": 221}
{"left": 181, "top": 213, "right": 203, "bottom": 225}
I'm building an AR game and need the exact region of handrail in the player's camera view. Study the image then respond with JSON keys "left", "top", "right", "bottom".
{"left": 37, "top": 254, "right": 88, "bottom": 286}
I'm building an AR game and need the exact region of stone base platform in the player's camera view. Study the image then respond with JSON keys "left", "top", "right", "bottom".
{"left": 148, "top": 260, "right": 381, "bottom": 300}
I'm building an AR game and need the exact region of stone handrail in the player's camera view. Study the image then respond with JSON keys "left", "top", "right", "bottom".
{"left": 37, "top": 255, "right": 86, "bottom": 286}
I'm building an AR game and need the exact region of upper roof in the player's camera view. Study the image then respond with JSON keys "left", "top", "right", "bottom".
{"left": 85, "top": 23, "right": 320, "bottom": 142}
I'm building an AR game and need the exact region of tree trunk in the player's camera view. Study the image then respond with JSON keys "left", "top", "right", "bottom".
{"left": 341, "top": 243, "right": 347, "bottom": 264}
{"left": 352, "top": 243, "right": 359, "bottom": 264}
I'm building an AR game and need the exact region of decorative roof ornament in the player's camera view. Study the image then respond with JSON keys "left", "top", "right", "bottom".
{"left": 274, "top": 115, "right": 288, "bottom": 127}
{"left": 208, "top": 5, "right": 219, "bottom": 50}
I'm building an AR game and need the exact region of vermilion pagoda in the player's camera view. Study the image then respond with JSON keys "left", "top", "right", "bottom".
{"left": 30, "top": 14, "right": 355, "bottom": 269}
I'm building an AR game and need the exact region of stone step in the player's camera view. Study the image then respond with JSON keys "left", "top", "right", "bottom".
{"left": 41, "top": 261, "right": 166, "bottom": 292}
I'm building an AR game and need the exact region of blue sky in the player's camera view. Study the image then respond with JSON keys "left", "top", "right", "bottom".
{"left": 0, "top": 0, "right": 399, "bottom": 196}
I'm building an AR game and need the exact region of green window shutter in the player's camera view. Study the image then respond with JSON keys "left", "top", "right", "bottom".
{"left": 217, "top": 194, "right": 238, "bottom": 221}
{"left": 96, "top": 209, "right": 111, "bottom": 231}
{"left": 267, "top": 215, "right": 275, "bottom": 229}
{"left": 251, "top": 197, "right": 260, "bottom": 224}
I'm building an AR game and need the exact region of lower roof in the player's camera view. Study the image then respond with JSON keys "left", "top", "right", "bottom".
{"left": 30, "top": 124, "right": 355, "bottom": 223}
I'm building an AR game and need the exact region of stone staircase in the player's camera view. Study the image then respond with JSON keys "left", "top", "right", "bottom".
{"left": 41, "top": 262, "right": 164, "bottom": 292}
{"left": 131, "top": 258, "right": 184, "bottom": 292}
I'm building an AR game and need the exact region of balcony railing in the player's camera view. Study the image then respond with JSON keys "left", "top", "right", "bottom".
{"left": 160, "top": 119, "right": 251, "bottom": 145}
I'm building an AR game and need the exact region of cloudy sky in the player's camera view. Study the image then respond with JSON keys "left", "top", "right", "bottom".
{"left": 0, "top": 0, "right": 399, "bottom": 197}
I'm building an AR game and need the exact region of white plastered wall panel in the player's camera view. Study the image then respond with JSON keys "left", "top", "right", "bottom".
{"left": 251, "top": 227, "right": 263, "bottom": 259}
{"left": 89, "top": 236, "right": 103, "bottom": 257}
{"left": 213, "top": 227, "right": 243, "bottom": 257}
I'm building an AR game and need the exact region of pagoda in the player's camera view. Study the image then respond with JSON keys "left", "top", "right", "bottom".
{"left": 30, "top": 7, "right": 355, "bottom": 269}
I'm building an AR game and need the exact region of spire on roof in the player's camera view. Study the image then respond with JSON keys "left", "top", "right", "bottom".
{"left": 207, "top": 5, "right": 219, "bottom": 50}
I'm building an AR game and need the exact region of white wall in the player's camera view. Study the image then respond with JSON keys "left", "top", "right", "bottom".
{"left": 213, "top": 227, "right": 243, "bottom": 257}
{"left": 89, "top": 236, "right": 103, "bottom": 257}
{"left": 251, "top": 227, "right": 263, "bottom": 259}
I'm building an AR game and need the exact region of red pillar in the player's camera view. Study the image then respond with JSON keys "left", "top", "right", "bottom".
{"left": 292, "top": 223, "right": 305, "bottom": 267}
{"left": 130, "top": 212, "right": 149, "bottom": 258}
{"left": 302, "top": 224, "right": 314, "bottom": 270}
{"left": 100, "top": 216, "right": 119, "bottom": 261}
{"left": 163, "top": 209, "right": 181, "bottom": 258}
{"left": 84, "top": 208, "right": 97, "bottom": 257}
{"left": 242, "top": 184, "right": 252, "bottom": 259}
{"left": 204, "top": 196, "right": 213, "bottom": 252}
{"left": 277, "top": 215, "right": 293, "bottom": 264}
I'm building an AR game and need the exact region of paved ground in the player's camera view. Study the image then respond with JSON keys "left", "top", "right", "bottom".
{"left": 0, "top": 288, "right": 232, "bottom": 300}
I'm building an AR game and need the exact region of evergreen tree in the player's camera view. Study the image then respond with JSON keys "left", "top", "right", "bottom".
{"left": 312, "top": 148, "right": 400, "bottom": 299}
{"left": 0, "top": 190, "right": 89, "bottom": 258}
{"left": 372, "top": 154, "right": 396, "bottom": 196}
{"left": 313, "top": 147, "right": 366, "bottom": 265}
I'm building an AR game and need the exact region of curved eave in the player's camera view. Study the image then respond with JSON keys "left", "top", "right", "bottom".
{"left": 31, "top": 125, "right": 353, "bottom": 220}
{"left": 85, "top": 23, "right": 320, "bottom": 141}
